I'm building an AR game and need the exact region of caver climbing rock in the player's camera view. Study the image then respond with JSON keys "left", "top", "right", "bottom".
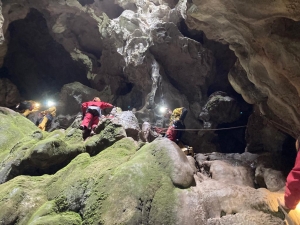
{"left": 15, "top": 100, "right": 40, "bottom": 117}
{"left": 166, "top": 107, "right": 193, "bottom": 156}
{"left": 165, "top": 107, "right": 188, "bottom": 143}
{"left": 140, "top": 107, "right": 194, "bottom": 156}
{"left": 14, "top": 100, "right": 56, "bottom": 131}
{"left": 80, "top": 97, "right": 114, "bottom": 135}
{"left": 37, "top": 106, "right": 56, "bottom": 131}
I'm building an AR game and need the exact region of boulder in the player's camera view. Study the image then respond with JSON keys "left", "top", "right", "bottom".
{"left": 0, "top": 78, "right": 20, "bottom": 107}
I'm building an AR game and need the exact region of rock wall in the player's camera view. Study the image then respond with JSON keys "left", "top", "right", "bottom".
{"left": 0, "top": 106, "right": 296, "bottom": 224}
{"left": 187, "top": 0, "right": 300, "bottom": 138}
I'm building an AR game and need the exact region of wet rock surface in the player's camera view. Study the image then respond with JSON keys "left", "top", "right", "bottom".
{"left": 0, "top": 78, "right": 20, "bottom": 108}
{"left": 0, "top": 0, "right": 299, "bottom": 224}
{"left": 187, "top": 0, "right": 300, "bottom": 138}
{"left": 0, "top": 106, "right": 298, "bottom": 224}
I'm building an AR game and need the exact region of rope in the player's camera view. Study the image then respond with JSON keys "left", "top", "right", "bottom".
{"left": 149, "top": 125, "right": 247, "bottom": 132}
{"left": 174, "top": 125, "right": 247, "bottom": 131}
{"left": 261, "top": 115, "right": 296, "bottom": 138}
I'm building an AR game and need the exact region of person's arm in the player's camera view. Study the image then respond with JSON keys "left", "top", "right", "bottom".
{"left": 284, "top": 150, "right": 300, "bottom": 209}
{"left": 99, "top": 102, "right": 114, "bottom": 109}
{"left": 179, "top": 107, "right": 188, "bottom": 121}
{"left": 81, "top": 102, "right": 89, "bottom": 116}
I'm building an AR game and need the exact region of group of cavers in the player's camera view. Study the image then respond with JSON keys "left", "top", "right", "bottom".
{"left": 14, "top": 100, "right": 57, "bottom": 131}
{"left": 78, "top": 97, "right": 194, "bottom": 156}
{"left": 14, "top": 96, "right": 193, "bottom": 155}
{"left": 14, "top": 96, "right": 300, "bottom": 216}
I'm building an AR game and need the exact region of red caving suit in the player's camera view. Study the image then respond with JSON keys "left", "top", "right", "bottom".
{"left": 81, "top": 101, "right": 113, "bottom": 129}
{"left": 285, "top": 149, "right": 300, "bottom": 209}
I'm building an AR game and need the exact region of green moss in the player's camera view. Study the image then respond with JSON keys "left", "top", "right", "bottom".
{"left": 0, "top": 137, "right": 180, "bottom": 225}
{"left": 54, "top": 195, "right": 69, "bottom": 212}
{"left": 64, "top": 128, "right": 84, "bottom": 144}
{"left": 28, "top": 202, "right": 82, "bottom": 225}
{"left": 0, "top": 111, "right": 40, "bottom": 162}
{"left": 97, "top": 141, "right": 177, "bottom": 225}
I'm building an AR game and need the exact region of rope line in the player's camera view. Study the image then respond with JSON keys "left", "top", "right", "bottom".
{"left": 174, "top": 125, "right": 247, "bottom": 131}
{"left": 149, "top": 125, "right": 247, "bottom": 131}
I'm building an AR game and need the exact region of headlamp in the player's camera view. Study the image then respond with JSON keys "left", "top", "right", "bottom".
{"left": 159, "top": 106, "right": 167, "bottom": 113}
{"left": 47, "top": 100, "right": 55, "bottom": 107}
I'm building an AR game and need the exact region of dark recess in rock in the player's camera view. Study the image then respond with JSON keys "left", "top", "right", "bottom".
{"left": 178, "top": 20, "right": 238, "bottom": 96}
{"left": 281, "top": 135, "right": 297, "bottom": 176}
{"left": 270, "top": 17, "right": 300, "bottom": 39}
{"left": 92, "top": 0, "right": 125, "bottom": 19}
{"left": 3, "top": 8, "right": 89, "bottom": 99}
{"left": 179, "top": 20, "right": 253, "bottom": 153}
{"left": 78, "top": 0, "right": 95, "bottom": 6}
{"left": 217, "top": 98, "right": 252, "bottom": 153}
{"left": 117, "top": 82, "right": 134, "bottom": 96}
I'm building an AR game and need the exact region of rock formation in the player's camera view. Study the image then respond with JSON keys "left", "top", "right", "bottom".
{"left": 0, "top": 0, "right": 299, "bottom": 224}
{"left": 0, "top": 106, "right": 296, "bottom": 224}
{"left": 187, "top": 0, "right": 300, "bottom": 139}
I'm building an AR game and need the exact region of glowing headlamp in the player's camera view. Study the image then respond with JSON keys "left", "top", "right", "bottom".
{"left": 34, "top": 103, "right": 40, "bottom": 108}
{"left": 159, "top": 106, "right": 167, "bottom": 113}
{"left": 47, "top": 100, "right": 56, "bottom": 107}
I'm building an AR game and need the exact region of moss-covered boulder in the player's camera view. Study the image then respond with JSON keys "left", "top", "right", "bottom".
{"left": 0, "top": 107, "right": 122, "bottom": 183}
{"left": 0, "top": 137, "right": 195, "bottom": 224}
{"left": 0, "top": 107, "right": 292, "bottom": 224}
{"left": 86, "top": 118, "right": 127, "bottom": 156}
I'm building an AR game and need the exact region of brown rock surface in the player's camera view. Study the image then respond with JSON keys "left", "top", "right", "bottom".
{"left": 187, "top": 0, "right": 300, "bottom": 138}
{"left": 0, "top": 78, "right": 20, "bottom": 107}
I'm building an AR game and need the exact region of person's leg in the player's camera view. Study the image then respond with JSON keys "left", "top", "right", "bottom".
{"left": 90, "top": 116, "right": 100, "bottom": 135}
{"left": 81, "top": 112, "right": 93, "bottom": 129}
{"left": 23, "top": 109, "right": 31, "bottom": 117}
{"left": 38, "top": 116, "right": 48, "bottom": 131}
{"left": 166, "top": 125, "right": 177, "bottom": 142}
{"left": 142, "top": 122, "right": 151, "bottom": 142}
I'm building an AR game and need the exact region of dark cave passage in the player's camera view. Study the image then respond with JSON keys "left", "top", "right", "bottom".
{"left": 179, "top": 20, "right": 253, "bottom": 153}
{"left": 1, "top": 9, "right": 89, "bottom": 100}
{"left": 215, "top": 101, "right": 252, "bottom": 154}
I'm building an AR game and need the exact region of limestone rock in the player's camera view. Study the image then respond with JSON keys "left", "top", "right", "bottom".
{"left": 199, "top": 91, "right": 240, "bottom": 126}
{"left": 0, "top": 78, "right": 20, "bottom": 107}
{"left": 204, "top": 160, "right": 254, "bottom": 187}
{"left": 187, "top": 0, "right": 300, "bottom": 138}
{"left": 112, "top": 110, "right": 140, "bottom": 140}
{"left": 85, "top": 118, "right": 127, "bottom": 156}
{"left": 0, "top": 138, "right": 195, "bottom": 225}
{"left": 59, "top": 82, "right": 113, "bottom": 116}
{"left": 255, "top": 165, "right": 286, "bottom": 192}
{"left": 245, "top": 111, "right": 288, "bottom": 153}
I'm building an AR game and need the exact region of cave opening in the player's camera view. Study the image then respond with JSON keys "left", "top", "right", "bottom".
{"left": 78, "top": 0, "right": 95, "bottom": 6}
{"left": 179, "top": 20, "right": 253, "bottom": 153}
{"left": 215, "top": 100, "right": 252, "bottom": 154}
{"left": 2, "top": 8, "right": 89, "bottom": 100}
{"left": 93, "top": 0, "right": 125, "bottom": 19}
{"left": 281, "top": 135, "right": 297, "bottom": 176}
